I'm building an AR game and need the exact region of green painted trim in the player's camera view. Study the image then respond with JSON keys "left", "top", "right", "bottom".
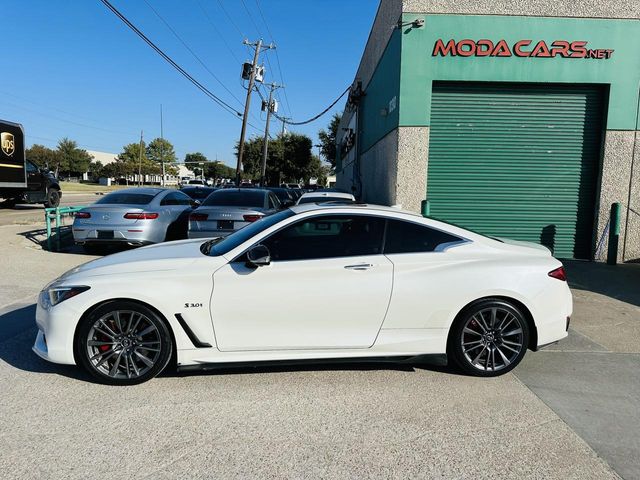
{"left": 358, "top": 29, "right": 402, "bottom": 153}
{"left": 399, "top": 14, "right": 640, "bottom": 130}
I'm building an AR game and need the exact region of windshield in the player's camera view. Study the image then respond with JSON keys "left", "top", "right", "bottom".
{"left": 203, "top": 190, "right": 264, "bottom": 208}
{"left": 95, "top": 192, "right": 155, "bottom": 205}
{"left": 202, "top": 209, "right": 295, "bottom": 256}
{"left": 298, "top": 196, "right": 352, "bottom": 205}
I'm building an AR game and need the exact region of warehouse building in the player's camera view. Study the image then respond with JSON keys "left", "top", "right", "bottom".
{"left": 336, "top": 0, "right": 640, "bottom": 261}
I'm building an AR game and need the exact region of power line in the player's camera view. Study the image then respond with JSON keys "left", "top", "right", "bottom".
{"left": 215, "top": 0, "right": 245, "bottom": 38}
{"left": 99, "top": 0, "right": 243, "bottom": 119}
{"left": 271, "top": 86, "right": 350, "bottom": 126}
{"left": 236, "top": 0, "right": 288, "bottom": 119}
{"left": 142, "top": 0, "right": 245, "bottom": 109}
{"left": 0, "top": 99, "right": 136, "bottom": 137}
{"left": 254, "top": 0, "right": 293, "bottom": 117}
{"left": 195, "top": 0, "right": 242, "bottom": 64}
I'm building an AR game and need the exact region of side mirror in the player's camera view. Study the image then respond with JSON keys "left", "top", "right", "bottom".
{"left": 190, "top": 199, "right": 201, "bottom": 208}
{"left": 246, "top": 244, "right": 271, "bottom": 267}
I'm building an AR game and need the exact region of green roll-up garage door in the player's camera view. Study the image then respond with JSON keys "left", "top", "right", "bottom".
{"left": 427, "top": 82, "right": 605, "bottom": 259}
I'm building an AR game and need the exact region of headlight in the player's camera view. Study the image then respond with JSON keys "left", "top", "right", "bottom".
{"left": 42, "top": 286, "right": 90, "bottom": 308}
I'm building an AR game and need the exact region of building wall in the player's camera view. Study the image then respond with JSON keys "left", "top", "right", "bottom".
{"left": 337, "top": 0, "right": 640, "bottom": 260}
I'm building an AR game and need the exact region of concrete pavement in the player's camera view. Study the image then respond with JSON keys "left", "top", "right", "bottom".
{"left": 0, "top": 222, "right": 633, "bottom": 479}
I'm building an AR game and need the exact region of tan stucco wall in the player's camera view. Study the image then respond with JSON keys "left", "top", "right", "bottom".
{"left": 402, "top": 0, "right": 640, "bottom": 18}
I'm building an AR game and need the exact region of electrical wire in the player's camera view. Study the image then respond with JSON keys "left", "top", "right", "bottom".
{"left": 271, "top": 86, "right": 350, "bottom": 125}
{"left": 215, "top": 0, "right": 246, "bottom": 38}
{"left": 254, "top": 0, "right": 293, "bottom": 117}
{"left": 195, "top": 0, "right": 242, "bottom": 64}
{"left": 142, "top": 0, "right": 245, "bottom": 109}
{"left": 99, "top": 0, "right": 244, "bottom": 120}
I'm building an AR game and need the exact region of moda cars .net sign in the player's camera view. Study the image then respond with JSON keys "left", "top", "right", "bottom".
{"left": 432, "top": 39, "right": 614, "bottom": 59}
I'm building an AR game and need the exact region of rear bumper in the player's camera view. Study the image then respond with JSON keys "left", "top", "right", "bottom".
{"left": 73, "top": 225, "right": 160, "bottom": 245}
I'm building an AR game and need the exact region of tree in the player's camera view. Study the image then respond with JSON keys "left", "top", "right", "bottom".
{"left": 105, "top": 141, "right": 160, "bottom": 184}
{"left": 184, "top": 152, "right": 208, "bottom": 177}
{"left": 317, "top": 112, "right": 341, "bottom": 170}
{"left": 55, "top": 138, "right": 92, "bottom": 177}
{"left": 146, "top": 138, "right": 178, "bottom": 176}
{"left": 237, "top": 132, "right": 322, "bottom": 186}
{"left": 26, "top": 144, "right": 59, "bottom": 169}
{"left": 88, "top": 160, "right": 105, "bottom": 181}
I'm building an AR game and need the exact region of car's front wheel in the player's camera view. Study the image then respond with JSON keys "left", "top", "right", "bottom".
{"left": 75, "top": 301, "right": 173, "bottom": 385}
{"left": 449, "top": 299, "right": 529, "bottom": 377}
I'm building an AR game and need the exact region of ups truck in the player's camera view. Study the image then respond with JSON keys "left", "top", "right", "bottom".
{"left": 0, "top": 119, "right": 61, "bottom": 208}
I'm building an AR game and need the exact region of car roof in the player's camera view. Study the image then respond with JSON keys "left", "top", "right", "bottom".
{"left": 298, "top": 191, "right": 354, "bottom": 199}
{"left": 105, "top": 187, "right": 166, "bottom": 196}
{"left": 212, "top": 188, "right": 267, "bottom": 194}
{"left": 289, "top": 203, "right": 420, "bottom": 216}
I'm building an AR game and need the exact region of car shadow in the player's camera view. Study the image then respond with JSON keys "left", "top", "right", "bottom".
{"left": 564, "top": 259, "right": 640, "bottom": 307}
{"left": 0, "top": 303, "right": 90, "bottom": 382}
{"left": 164, "top": 356, "right": 460, "bottom": 379}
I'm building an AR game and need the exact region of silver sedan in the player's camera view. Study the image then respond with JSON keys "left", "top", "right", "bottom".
{"left": 73, "top": 188, "right": 196, "bottom": 251}
{"left": 188, "top": 188, "right": 282, "bottom": 239}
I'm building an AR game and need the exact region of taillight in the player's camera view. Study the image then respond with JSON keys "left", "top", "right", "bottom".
{"left": 548, "top": 266, "right": 567, "bottom": 281}
{"left": 124, "top": 212, "right": 159, "bottom": 220}
{"left": 243, "top": 214, "right": 262, "bottom": 222}
{"left": 75, "top": 212, "right": 90, "bottom": 219}
{"left": 190, "top": 213, "right": 208, "bottom": 221}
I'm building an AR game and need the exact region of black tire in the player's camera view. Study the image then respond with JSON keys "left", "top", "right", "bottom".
{"left": 1, "top": 198, "right": 17, "bottom": 208}
{"left": 75, "top": 300, "right": 173, "bottom": 385}
{"left": 448, "top": 299, "right": 529, "bottom": 377}
{"left": 44, "top": 188, "right": 61, "bottom": 208}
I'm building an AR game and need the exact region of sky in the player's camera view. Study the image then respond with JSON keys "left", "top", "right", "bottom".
{"left": 2, "top": 0, "right": 379, "bottom": 167}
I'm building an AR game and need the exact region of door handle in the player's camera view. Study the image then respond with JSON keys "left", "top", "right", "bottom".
{"left": 344, "top": 263, "right": 373, "bottom": 270}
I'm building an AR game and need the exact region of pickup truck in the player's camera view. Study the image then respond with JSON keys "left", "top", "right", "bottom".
{"left": 0, "top": 119, "right": 61, "bottom": 208}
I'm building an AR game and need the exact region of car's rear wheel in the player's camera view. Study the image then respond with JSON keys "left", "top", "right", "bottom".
{"left": 44, "top": 188, "right": 61, "bottom": 208}
{"left": 449, "top": 299, "right": 529, "bottom": 377}
{"left": 75, "top": 301, "right": 173, "bottom": 385}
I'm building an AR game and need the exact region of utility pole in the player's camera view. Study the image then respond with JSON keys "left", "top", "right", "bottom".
{"left": 160, "top": 104, "right": 165, "bottom": 187}
{"left": 138, "top": 130, "right": 143, "bottom": 187}
{"left": 236, "top": 39, "right": 274, "bottom": 186}
{"left": 260, "top": 83, "right": 281, "bottom": 187}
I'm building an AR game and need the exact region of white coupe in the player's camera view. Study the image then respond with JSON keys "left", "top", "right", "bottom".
{"left": 33, "top": 204, "right": 571, "bottom": 385}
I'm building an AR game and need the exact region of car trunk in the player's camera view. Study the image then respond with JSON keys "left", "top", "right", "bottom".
{"left": 190, "top": 206, "right": 264, "bottom": 234}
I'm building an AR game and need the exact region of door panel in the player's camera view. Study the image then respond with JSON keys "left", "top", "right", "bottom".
{"left": 211, "top": 255, "right": 393, "bottom": 351}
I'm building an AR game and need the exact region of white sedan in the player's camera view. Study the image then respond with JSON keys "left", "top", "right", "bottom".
{"left": 33, "top": 204, "right": 571, "bottom": 385}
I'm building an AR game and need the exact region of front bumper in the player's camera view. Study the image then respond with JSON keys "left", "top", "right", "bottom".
{"left": 33, "top": 297, "right": 81, "bottom": 365}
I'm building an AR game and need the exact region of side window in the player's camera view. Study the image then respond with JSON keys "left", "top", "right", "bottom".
{"left": 161, "top": 192, "right": 178, "bottom": 206}
{"left": 384, "top": 219, "right": 463, "bottom": 254}
{"left": 26, "top": 161, "right": 38, "bottom": 173}
{"left": 175, "top": 191, "right": 192, "bottom": 205}
{"left": 269, "top": 193, "right": 281, "bottom": 209}
{"left": 263, "top": 215, "right": 386, "bottom": 261}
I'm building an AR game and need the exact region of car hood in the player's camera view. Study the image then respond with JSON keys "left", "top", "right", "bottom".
{"left": 60, "top": 238, "right": 219, "bottom": 280}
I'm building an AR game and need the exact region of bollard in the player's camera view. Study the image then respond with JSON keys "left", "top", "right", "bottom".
{"left": 607, "top": 202, "right": 621, "bottom": 265}
{"left": 421, "top": 199, "right": 430, "bottom": 217}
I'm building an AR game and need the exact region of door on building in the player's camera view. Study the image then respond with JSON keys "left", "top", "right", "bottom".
{"left": 427, "top": 82, "right": 606, "bottom": 259}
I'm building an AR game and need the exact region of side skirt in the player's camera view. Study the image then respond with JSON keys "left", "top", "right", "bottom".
{"left": 176, "top": 353, "right": 448, "bottom": 373}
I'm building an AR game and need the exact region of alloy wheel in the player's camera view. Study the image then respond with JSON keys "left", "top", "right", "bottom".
{"left": 86, "top": 310, "right": 162, "bottom": 380}
{"left": 460, "top": 306, "right": 525, "bottom": 372}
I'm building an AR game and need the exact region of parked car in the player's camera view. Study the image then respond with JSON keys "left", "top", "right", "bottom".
{"left": 72, "top": 188, "right": 196, "bottom": 252}
{"left": 35, "top": 203, "right": 571, "bottom": 385}
{"left": 188, "top": 188, "right": 281, "bottom": 239}
{"left": 296, "top": 191, "right": 356, "bottom": 205}
{"left": 180, "top": 185, "right": 217, "bottom": 202}
{"left": 187, "top": 179, "right": 206, "bottom": 186}
{"left": 264, "top": 187, "right": 296, "bottom": 207}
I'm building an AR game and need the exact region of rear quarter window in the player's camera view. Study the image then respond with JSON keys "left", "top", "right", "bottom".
{"left": 384, "top": 219, "right": 463, "bottom": 254}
